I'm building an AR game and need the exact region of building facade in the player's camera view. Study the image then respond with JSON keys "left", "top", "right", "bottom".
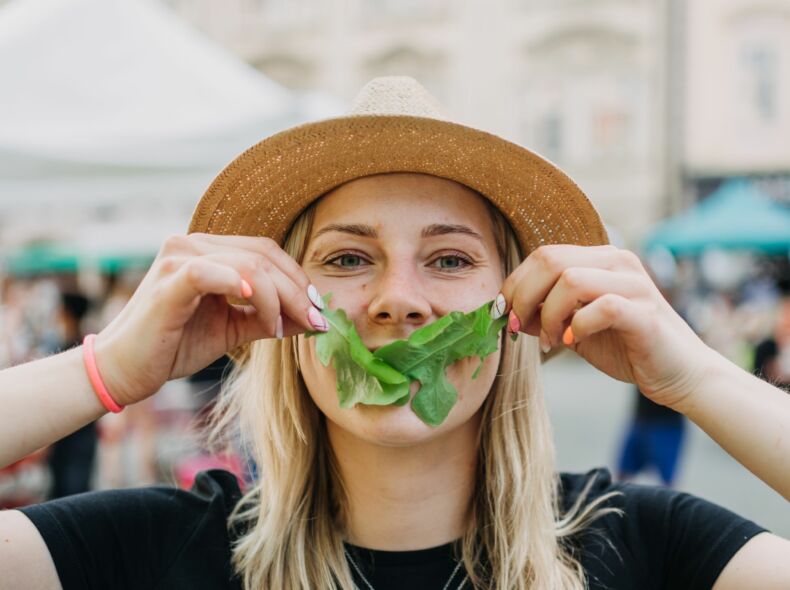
{"left": 167, "top": 0, "right": 669, "bottom": 247}
{"left": 682, "top": 0, "right": 790, "bottom": 204}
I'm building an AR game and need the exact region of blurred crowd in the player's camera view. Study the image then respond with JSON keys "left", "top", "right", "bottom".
{"left": 0, "top": 270, "right": 238, "bottom": 508}
{"left": 615, "top": 252, "right": 789, "bottom": 489}
{"left": 0, "top": 250, "right": 788, "bottom": 506}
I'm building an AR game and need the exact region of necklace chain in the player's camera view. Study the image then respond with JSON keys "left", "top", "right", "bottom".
{"left": 344, "top": 548, "right": 468, "bottom": 590}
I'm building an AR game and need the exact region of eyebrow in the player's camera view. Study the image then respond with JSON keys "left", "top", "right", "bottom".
{"left": 312, "top": 223, "right": 484, "bottom": 243}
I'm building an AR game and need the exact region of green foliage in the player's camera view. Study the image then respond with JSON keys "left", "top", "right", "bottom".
{"left": 307, "top": 295, "right": 507, "bottom": 426}
{"left": 313, "top": 303, "right": 411, "bottom": 408}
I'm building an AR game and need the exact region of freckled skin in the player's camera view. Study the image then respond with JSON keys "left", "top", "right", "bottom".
{"left": 296, "top": 173, "right": 504, "bottom": 447}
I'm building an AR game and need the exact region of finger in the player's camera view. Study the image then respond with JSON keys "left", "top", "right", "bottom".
{"left": 155, "top": 234, "right": 200, "bottom": 258}
{"left": 237, "top": 260, "right": 281, "bottom": 336}
{"left": 198, "top": 252, "right": 317, "bottom": 333}
{"left": 165, "top": 253, "right": 283, "bottom": 337}
{"left": 224, "top": 304, "right": 307, "bottom": 346}
{"left": 163, "top": 257, "right": 246, "bottom": 311}
{"left": 500, "top": 245, "right": 643, "bottom": 330}
{"left": 539, "top": 268, "right": 649, "bottom": 347}
{"left": 187, "top": 233, "right": 313, "bottom": 297}
{"left": 567, "top": 293, "right": 649, "bottom": 347}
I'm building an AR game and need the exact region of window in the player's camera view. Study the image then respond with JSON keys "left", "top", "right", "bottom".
{"left": 739, "top": 44, "right": 778, "bottom": 124}
{"left": 536, "top": 110, "right": 563, "bottom": 162}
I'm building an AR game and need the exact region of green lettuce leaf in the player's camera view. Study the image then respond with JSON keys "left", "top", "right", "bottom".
{"left": 374, "top": 303, "right": 507, "bottom": 426}
{"left": 313, "top": 302, "right": 410, "bottom": 408}
{"left": 307, "top": 295, "right": 507, "bottom": 426}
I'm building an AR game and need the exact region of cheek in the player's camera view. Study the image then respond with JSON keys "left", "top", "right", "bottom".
{"left": 450, "top": 347, "right": 500, "bottom": 406}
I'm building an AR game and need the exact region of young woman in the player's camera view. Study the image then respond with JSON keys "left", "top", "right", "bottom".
{"left": 1, "top": 77, "right": 789, "bottom": 590}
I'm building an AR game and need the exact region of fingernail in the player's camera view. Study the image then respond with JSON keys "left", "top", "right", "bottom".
{"left": 307, "top": 284, "right": 324, "bottom": 309}
{"left": 539, "top": 329, "right": 552, "bottom": 354}
{"left": 275, "top": 315, "right": 283, "bottom": 340}
{"left": 562, "top": 326, "right": 575, "bottom": 346}
{"left": 508, "top": 310, "right": 521, "bottom": 334}
{"left": 240, "top": 279, "right": 253, "bottom": 299}
{"left": 308, "top": 307, "right": 328, "bottom": 332}
{"left": 490, "top": 293, "right": 506, "bottom": 319}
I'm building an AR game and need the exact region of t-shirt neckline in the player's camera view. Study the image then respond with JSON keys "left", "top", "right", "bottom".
{"left": 343, "top": 539, "right": 459, "bottom": 566}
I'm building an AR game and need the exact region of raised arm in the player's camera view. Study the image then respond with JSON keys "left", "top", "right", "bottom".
{"left": 0, "top": 233, "right": 322, "bottom": 469}
{"left": 1, "top": 234, "right": 325, "bottom": 589}
{"left": 0, "top": 346, "right": 106, "bottom": 468}
{"left": 500, "top": 244, "right": 790, "bottom": 501}
{"left": 675, "top": 354, "right": 789, "bottom": 501}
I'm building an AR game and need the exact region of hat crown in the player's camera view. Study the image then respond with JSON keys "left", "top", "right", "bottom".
{"left": 348, "top": 76, "right": 448, "bottom": 120}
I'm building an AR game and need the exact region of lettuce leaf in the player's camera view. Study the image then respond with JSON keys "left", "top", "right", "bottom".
{"left": 374, "top": 303, "right": 507, "bottom": 425}
{"left": 307, "top": 295, "right": 507, "bottom": 426}
{"left": 313, "top": 303, "right": 410, "bottom": 408}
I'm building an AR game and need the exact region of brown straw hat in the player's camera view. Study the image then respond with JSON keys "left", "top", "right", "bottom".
{"left": 188, "top": 76, "right": 608, "bottom": 254}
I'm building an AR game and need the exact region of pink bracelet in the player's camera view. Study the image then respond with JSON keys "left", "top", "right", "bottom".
{"left": 82, "top": 334, "right": 124, "bottom": 413}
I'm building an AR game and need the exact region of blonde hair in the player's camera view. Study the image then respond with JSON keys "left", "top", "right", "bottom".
{"left": 209, "top": 184, "right": 619, "bottom": 589}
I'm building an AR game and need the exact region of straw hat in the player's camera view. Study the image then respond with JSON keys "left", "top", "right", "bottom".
{"left": 188, "top": 76, "right": 608, "bottom": 254}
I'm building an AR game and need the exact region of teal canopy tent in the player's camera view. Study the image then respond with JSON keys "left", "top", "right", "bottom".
{"left": 645, "top": 179, "right": 790, "bottom": 256}
{"left": 3, "top": 242, "right": 154, "bottom": 277}
{"left": 3, "top": 242, "right": 80, "bottom": 275}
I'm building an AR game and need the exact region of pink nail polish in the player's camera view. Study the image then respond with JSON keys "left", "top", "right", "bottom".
{"left": 308, "top": 307, "right": 328, "bottom": 332}
{"left": 508, "top": 310, "right": 521, "bottom": 334}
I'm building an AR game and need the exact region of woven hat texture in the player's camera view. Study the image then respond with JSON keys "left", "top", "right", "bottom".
{"left": 189, "top": 76, "right": 608, "bottom": 254}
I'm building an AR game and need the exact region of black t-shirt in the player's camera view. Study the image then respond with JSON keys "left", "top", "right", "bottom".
{"left": 19, "top": 468, "right": 766, "bottom": 590}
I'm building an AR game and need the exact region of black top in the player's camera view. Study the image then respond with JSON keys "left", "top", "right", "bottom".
{"left": 20, "top": 468, "right": 766, "bottom": 590}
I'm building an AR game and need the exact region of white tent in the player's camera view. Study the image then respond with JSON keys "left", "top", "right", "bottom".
{"left": 0, "top": 0, "right": 339, "bottom": 226}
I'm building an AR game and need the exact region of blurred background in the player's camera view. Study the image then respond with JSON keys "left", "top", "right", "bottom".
{"left": 1, "top": 0, "right": 788, "bottom": 534}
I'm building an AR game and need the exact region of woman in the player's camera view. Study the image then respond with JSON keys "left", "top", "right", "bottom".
{"left": 1, "top": 77, "right": 789, "bottom": 589}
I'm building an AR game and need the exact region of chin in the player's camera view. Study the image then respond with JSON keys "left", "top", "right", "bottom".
{"left": 345, "top": 402, "right": 447, "bottom": 447}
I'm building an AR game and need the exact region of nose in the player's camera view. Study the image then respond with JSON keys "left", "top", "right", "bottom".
{"left": 367, "top": 258, "right": 432, "bottom": 327}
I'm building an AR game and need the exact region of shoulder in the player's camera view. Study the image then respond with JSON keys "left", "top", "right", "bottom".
{"left": 557, "top": 467, "right": 767, "bottom": 590}
{"left": 19, "top": 469, "right": 243, "bottom": 590}
{"left": 558, "top": 467, "right": 616, "bottom": 509}
{"left": 22, "top": 468, "right": 242, "bottom": 535}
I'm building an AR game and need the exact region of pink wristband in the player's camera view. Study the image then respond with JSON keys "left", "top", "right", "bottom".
{"left": 82, "top": 334, "right": 124, "bottom": 413}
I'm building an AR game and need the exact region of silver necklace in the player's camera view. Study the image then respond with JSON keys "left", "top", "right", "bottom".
{"left": 344, "top": 548, "right": 469, "bottom": 590}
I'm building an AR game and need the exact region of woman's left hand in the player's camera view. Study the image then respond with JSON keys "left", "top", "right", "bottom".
{"left": 499, "top": 244, "right": 722, "bottom": 410}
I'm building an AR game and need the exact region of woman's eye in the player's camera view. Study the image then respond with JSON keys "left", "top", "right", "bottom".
{"left": 431, "top": 254, "right": 472, "bottom": 271}
{"left": 326, "top": 253, "right": 367, "bottom": 269}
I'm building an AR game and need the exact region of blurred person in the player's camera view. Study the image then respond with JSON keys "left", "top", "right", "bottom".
{"left": 753, "top": 338, "right": 782, "bottom": 384}
{"left": 47, "top": 292, "right": 98, "bottom": 499}
{"left": 700, "top": 293, "right": 744, "bottom": 364}
{"left": 0, "top": 279, "right": 36, "bottom": 366}
{"left": 1, "top": 78, "right": 789, "bottom": 589}
{"left": 187, "top": 353, "right": 233, "bottom": 406}
{"left": 616, "top": 386, "right": 685, "bottom": 487}
{"left": 753, "top": 295, "right": 790, "bottom": 388}
{"left": 95, "top": 271, "right": 158, "bottom": 488}
{"left": 616, "top": 256, "right": 687, "bottom": 487}
{"left": 775, "top": 296, "right": 790, "bottom": 382}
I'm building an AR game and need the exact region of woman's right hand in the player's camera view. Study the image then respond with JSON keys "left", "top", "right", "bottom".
{"left": 93, "top": 233, "right": 327, "bottom": 406}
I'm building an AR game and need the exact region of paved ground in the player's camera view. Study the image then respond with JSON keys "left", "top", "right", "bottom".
{"left": 542, "top": 353, "right": 789, "bottom": 537}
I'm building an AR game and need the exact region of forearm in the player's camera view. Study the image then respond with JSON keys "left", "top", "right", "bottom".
{"left": 678, "top": 354, "right": 790, "bottom": 501}
{"left": 0, "top": 347, "right": 105, "bottom": 468}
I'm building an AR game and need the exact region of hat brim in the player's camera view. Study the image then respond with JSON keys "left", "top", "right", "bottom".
{"left": 189, "top": 114, "right": 608, "bottom": 254}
